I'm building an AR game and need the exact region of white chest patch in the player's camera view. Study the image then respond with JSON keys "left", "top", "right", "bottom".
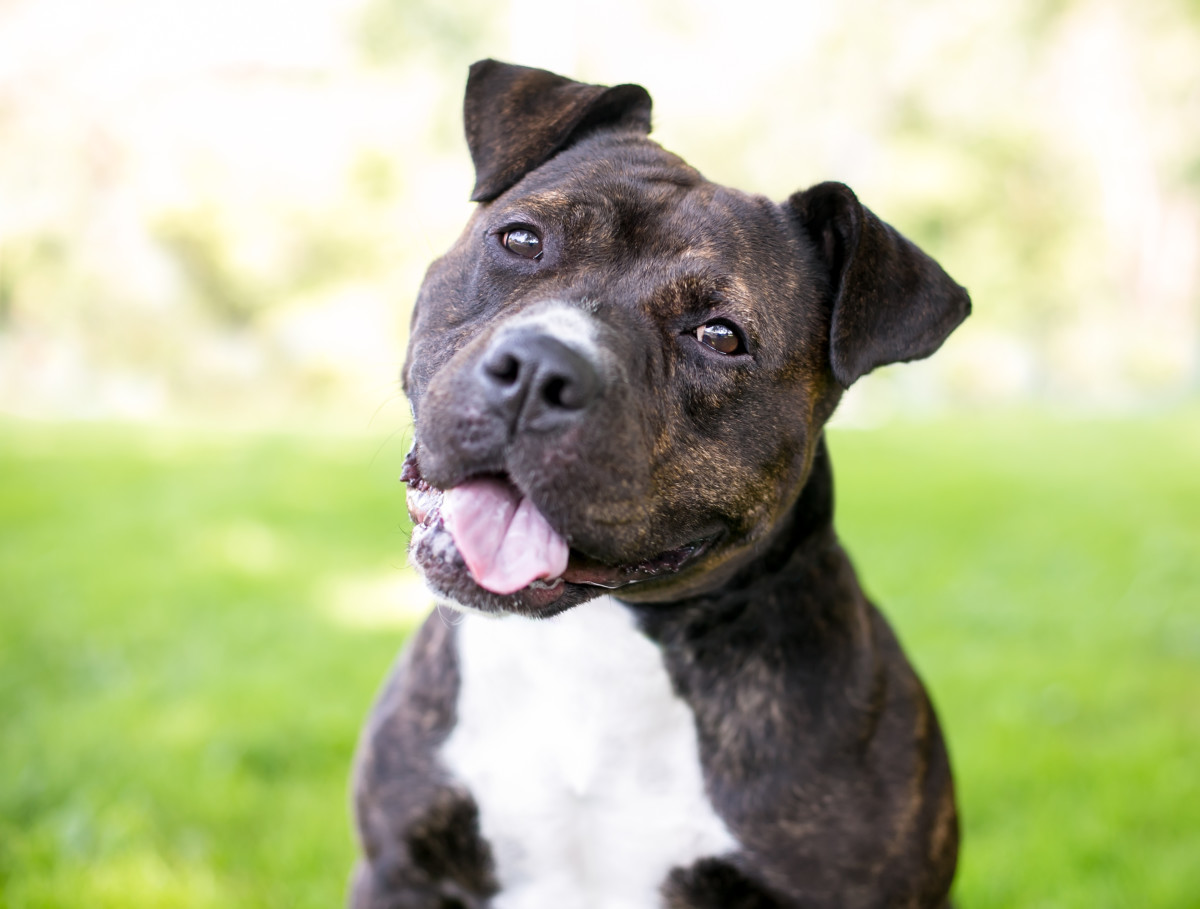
{"left": 440, "top": 596, "right": 738, "bottom": 909}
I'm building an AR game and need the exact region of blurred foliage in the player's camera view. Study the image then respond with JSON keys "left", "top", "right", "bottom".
{"left": 0, "top": 0, "right": 1196, "bottom": 421}
{"left": 155, "top": 211, "right": 269, "bottom": 329}
{"left": 356, "top": 0, "right": 499, "bottom": 68}
{"left": 154, "top": 201, "right": 386, "bottom": 330}
{"left": 0, "top": 234, "right": 69, "bottom": 324}
{"left": 352, "top": 0, "right": 503, "bottom": 158}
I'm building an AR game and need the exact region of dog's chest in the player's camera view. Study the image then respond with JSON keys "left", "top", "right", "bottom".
{"left": 440, "top": 597, "right": 737, "bottom": 908}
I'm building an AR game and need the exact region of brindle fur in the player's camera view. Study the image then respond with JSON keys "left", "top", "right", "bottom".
{"left": 351, "top": 59, "right": 968, "bottom": 907}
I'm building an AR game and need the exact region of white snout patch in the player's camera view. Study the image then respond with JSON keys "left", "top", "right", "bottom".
{"left": 505, "top": 302, "right": 602, "bottom": 353}
{"left": 492, "top": 301, "right": 615, "bottom": 378}
{"left": 440, "top": 596, "right": 738, "bottom": 908}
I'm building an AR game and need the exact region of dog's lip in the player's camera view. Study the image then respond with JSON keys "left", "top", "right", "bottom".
{"left": 402, "top": 454, "right": 715, "bottom": 592}
{"left": 559, "top": 538, "right": 716, "bottom": 588}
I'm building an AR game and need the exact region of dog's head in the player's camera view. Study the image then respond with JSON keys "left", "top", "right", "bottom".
{"left": 402, "top": 60, "right": 969, "bottom": 617}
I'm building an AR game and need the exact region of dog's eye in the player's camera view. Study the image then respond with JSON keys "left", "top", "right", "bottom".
{"left": 695, "top": 321, "right": 745, "bottom": 355}
{"left": 501, "top": 227, "right": 543, "bottom": 260}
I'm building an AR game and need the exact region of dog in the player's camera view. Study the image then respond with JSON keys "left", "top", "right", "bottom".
{"left": 350, "top": 59, "right": 969, "bottom": 909}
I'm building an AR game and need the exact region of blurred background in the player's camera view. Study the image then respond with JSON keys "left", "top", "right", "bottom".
{"left": 3, "top": 0, "right": 1198, "bottom": 424}
{"left": 1, "top": 0, "right": 1197, "bottom": 906}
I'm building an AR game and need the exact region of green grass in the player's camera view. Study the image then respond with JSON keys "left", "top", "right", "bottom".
{"left": 1, "top": 409, "right": 1198, "bottom": 907}
{"left": 0, "top": 421, "right": 420, "bottom": 908}
{"left": 830, "top": 409, "right": 1200, "bottom": 908}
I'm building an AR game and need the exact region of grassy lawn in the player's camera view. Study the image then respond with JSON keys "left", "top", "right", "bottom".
{"left": 831, "top": 410, "right": 1200, "bottom": 908}
{"left": 1, "top": 409, "right": 1197, "bottom": 907}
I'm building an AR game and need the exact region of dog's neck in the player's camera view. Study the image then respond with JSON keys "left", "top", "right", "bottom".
{"left": 750, "top": 432, "right": 837, "bottom": 578}
{"left": 713, "top": 432, "right": 838, "bottom": 591}
{"left": 627, "top": 433, "right": 858, "bottom": 643}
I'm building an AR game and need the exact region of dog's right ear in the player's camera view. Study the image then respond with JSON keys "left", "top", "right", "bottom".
{"left": 464, "top": 59, "right": 652, "bottom": 203}
{"left": 789, "top": 181, "right": 970, "bottom": 388}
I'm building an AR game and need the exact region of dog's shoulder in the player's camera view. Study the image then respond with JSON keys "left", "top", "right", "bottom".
{"left": 351, "top": 613, "right": 500, "bottom": 906}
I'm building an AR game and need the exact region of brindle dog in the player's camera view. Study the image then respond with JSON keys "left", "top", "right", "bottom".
{"left": 350, "top": 60, "right": 969, "bottom": 909}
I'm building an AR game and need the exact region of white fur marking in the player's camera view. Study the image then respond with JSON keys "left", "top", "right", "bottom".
{"left": 508, "top": 303, "right": 601, "bottom": 354}
{"left": 441, "top": 596, "right": 738, "bottom": 908}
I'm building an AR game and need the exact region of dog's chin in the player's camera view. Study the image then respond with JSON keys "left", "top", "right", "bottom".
{"left": 404, "top": 465, "right": 719, "bottom": 618}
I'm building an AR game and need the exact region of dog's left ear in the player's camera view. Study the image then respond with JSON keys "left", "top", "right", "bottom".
{"left": 464, "top": 59, "right": 652, "bottom": 202}
{"left": 789, "top": 181, "right": 970, "bottom": 388}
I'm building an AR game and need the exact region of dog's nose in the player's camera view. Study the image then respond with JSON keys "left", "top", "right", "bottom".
{"left": 479, "top": 330, "right": 601, "bottom": 433}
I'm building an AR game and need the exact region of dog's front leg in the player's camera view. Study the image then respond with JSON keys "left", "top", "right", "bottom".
{"left": 351, "top": 617, "right": 498, "bottom": 908}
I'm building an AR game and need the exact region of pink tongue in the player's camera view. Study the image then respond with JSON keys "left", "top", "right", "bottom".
{"left": 441, "top": 478, "right": 569, "bottom": 595}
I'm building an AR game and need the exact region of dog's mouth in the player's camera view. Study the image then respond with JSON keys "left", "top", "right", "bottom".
{"left": 402, "top": 452, "right": 714, "bottom": 611}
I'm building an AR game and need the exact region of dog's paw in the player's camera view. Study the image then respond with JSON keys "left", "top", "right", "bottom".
{"left": 662, "top": 857, "right": 784, "bottom": 909}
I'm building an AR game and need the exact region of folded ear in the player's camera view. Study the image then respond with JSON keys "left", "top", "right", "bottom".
{"left": 464, "top": 59, "right": 653, "bottom": 202}
{"left": 789, "top": 181, "right": 970, "bottom": 388}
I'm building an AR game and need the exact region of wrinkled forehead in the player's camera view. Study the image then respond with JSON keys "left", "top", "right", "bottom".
{"left": 499, "top": 137, "right": 804, "bottom": 284}
{"left": 488, "top": 139, "right": 814, "bottom": 359}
